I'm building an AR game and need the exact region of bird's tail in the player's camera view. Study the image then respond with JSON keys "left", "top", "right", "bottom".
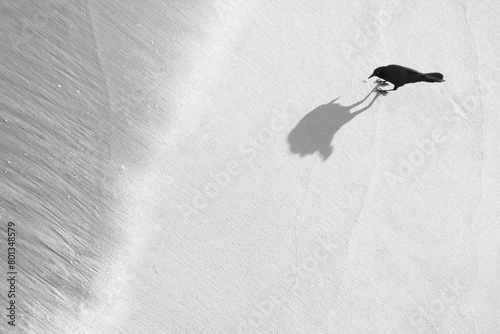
{"left": 422, "top": 72, "right": 445, "bottom": 82}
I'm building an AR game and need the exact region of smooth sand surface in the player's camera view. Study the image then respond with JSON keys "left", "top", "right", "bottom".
{"left": 1, "top": 0, "right": 499, "bottom": 333}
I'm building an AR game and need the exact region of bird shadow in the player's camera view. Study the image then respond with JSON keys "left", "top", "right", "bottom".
{"left": 287, "top": 87, "right": 381, "bottom": 161}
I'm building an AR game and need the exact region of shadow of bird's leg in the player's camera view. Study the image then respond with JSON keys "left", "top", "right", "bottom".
{"left": 346, "top": 87, "right": 377, "bottom": 110}
{"left": 350, "top": 88, "right": 382, "bottom": 114}
{"left": 355, "top": 90, "right": 381, "bottom": 112}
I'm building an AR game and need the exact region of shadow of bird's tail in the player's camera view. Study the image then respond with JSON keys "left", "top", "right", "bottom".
{"left": 422, "top": 72, "right": 445, "bottom": 82}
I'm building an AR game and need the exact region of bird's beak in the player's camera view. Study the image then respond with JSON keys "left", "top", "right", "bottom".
{"left": 368, "top": 74, "right": 374, "bottom": 79}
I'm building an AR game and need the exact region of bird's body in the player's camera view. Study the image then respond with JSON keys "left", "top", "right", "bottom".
{"left": 369, "top": 64, "right": 445, "bottom": 93}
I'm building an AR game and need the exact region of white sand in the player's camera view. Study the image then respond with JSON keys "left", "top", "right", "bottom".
{"left": 1, "top": 0, "right": 499, "bottom": 333}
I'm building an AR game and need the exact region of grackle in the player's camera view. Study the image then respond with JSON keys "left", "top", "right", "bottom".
{"left": 369, "top": 64, "right": 445, "bottom": 94}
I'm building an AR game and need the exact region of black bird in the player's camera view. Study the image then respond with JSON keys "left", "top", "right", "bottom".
{"left": 369, "top": 64, "right": 445, "bottom": 94}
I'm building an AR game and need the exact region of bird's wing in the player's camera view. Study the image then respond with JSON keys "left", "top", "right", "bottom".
{"left": 401, "top": 66, "right": 422, "bottom": 74}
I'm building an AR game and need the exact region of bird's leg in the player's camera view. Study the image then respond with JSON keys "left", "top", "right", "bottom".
{"left": 371, "top": 80, "right": 390, "bottom": 95}
{"left": 376, "top": 84, "right": 398, "bottom": 95}
{"left": 375, "top": 79, "right": 389, "bottom": 87}
{"left": 376, "top": 88, "right": 389, "bottom": 95}
{"left": 376, "top": 86, "right": 398, "bottom": 95}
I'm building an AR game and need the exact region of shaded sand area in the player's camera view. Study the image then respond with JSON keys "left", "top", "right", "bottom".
{"left": 0, "top": 0, "right": 168, "bottom": 332}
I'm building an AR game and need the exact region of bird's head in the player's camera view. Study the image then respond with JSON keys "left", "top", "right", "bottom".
{"left": 369, "top": 66, "right": 385, "bottom": 79}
